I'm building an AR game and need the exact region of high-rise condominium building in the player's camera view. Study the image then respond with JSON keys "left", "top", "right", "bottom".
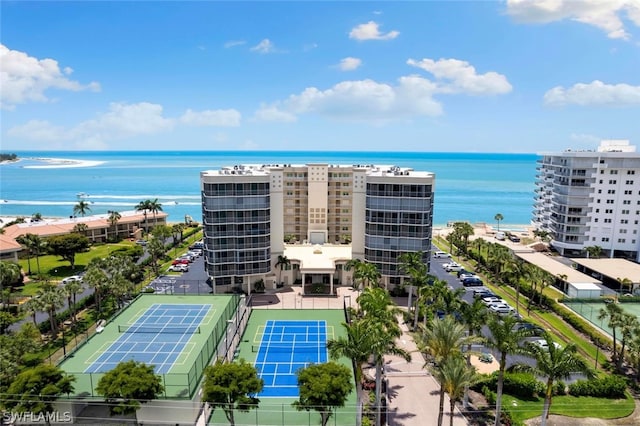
{"left": 532, "top": 140, "right": 640, "bottom": 261}
{"left": 200, "top": 163, "right": 434, "bottom": 291}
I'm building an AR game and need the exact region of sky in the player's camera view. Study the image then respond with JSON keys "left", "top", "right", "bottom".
{"left": 1, "top": 0, "right": 640, "bottom": 153}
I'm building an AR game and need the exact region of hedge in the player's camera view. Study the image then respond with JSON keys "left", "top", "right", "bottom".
{"left": 568, "top": 375, "right": 628, "bottom": 398}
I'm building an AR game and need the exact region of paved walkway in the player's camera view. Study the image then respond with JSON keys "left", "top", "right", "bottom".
{"left": 383, "top": 315, "right": 469, "bottom": 426}
{"left": 252, "top": 287, "right": 470, "bottom": 426}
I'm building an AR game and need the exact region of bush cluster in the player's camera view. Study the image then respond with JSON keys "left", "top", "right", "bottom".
{"left": 568, "top": 376, "right": 628, "bottom": 398}
{"left": 474, "top": 372, "right": 544, "bottom": 399}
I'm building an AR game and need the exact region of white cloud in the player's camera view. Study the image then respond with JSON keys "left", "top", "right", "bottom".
{"left": 253, "top": 104, "right": 298, "bottom": 123}
{"left": 9, "top": 102, "right": 174, "bottom": 148}
{"left": 544, "top": 80, "right": 640, "bottom": 106}
{"left": 224, "top": 40, "right": 246, "bottom": 48}
{"left": 255, "top": 77, "right": 442, "bottom": 124}
{"left": 338, "top": 57, "right": 362, "bottom": 71}
{"left": 8, "top": 120, "right": 69, "bottom": 142}
{"left": 506, "top": 0, "right": 640, "bottom": 40}
{"left": 250, "top": 39, "right": 276, "bottom": 54}
{"left": 407, "top": 58, "right": 513, "bottom": 95}
{"left": 349, "top": 21, "right": 399, "bottom": 41}
{"left": 180, "top": 109, "right": 241, "bottom": 126}
{"left": 0, "top": 44, "right": 100, "bottom": 110}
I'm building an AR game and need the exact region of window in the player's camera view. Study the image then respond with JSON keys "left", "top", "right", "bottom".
{"left": 618, "top": 239, "right": 626, "bottom": 243}
{"left": 599, "top": 180, "right": 604, "bottom": 184}
{"left": 610, "top": 170, "right": 618, "bottom": 174}
{"left": 595, "top": 209, "right": 600, "bottom": 213}
{"left": 605, "top": 209, "right": 613, "bottom": 214}
{"left": 600, "top": 170, "right": 605, "bottom": 174}
{"left": 628, "top": 170, "right": 636, "bottom": 175}
{"left": 626, "top": 180, "right": 634, "bottom": 185}
{"left": 622, "top": 210, "right": 630, "bottom": 214}
{"left": 621, "top": 219, "right": 628, "bottom": 224}
{"left": 604, "top": 218, "right": 612, "bottom": 223}
{"left": 602, "top": 237, "right": 610, "bottom": 242}
{"left": 607, "top": 189, "right": 616, "bottom": 194}
{"left": 598, "top": 189, "right": 602, "bottom": 194}
{"left": 609, "top": 180, "right": 617, "bottom": 185}
{"left": 606, "top": 199, "right": 614, "bottom": 204}
{"left": 620, "top": 229, "right": 628, "bottom": 234}
{"left": 625, "top": 190, "right": 633, "bottom": 195}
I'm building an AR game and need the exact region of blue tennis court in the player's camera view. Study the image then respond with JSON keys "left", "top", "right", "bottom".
{"left": 84, "top": 304, "right": 210, "bottom": 374}
{"left": 254, "top": 320, "right": 329, "bottom": 397}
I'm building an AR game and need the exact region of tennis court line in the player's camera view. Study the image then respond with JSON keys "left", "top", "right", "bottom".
{"left": 85, "top": 341, "right": 118, "bottom": 364}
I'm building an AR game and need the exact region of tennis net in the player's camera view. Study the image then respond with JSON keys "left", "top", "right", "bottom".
{"left": 118, "top": 325, "right": 201, "bottom": 334}
{"left": 252, "top": 343, "right": 325, "bottom": 353}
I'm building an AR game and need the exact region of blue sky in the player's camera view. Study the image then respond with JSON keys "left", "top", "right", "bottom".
{"left": 1, "top": 1, "right": 639, "bottom": 153}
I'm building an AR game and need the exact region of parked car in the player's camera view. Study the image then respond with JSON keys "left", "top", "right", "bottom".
{"left": 169, "top": 264, "right": 189, "bottom": 272}
{"left": 508, "top": 234, "right": 521, "bottom": 243}
{"left": 488, "top": 303, "right": 513, "bottom": 315}
{"left": 513, "top": 322, "right": 545, "bottom": 336}
{"left": 433, "top": 251, "right": 451, "bottom": 258}
{"left": 462, "top": 277, "right": 483, "bottom": 287}
{"left": 482, "top": 296, "right": 504, "bottom": 305}
{"left": 172, "top": 258, "right": 190, "bottom": 265}
{"left": 135, "top": 239, "right": 147, "bottom": 246}
{"left": 495, "top": 231, "right": 506, "bottom": 241}
{"left": 189, "top": 241, "right": 204, "bottom": 250}
{"left": 62, "top": 275, "right": 83, "bottom": 284}
{"left": 444, "top": 263, "right": 463, "bottom": 272}
{"left": 457, "top": 269, "right": 472, "bottom": 278}
{"left": 472, "top": 288, "right": 495, "bottom": 298}
{"left": 528, "top": 338, "right": 561, "bottom": 350}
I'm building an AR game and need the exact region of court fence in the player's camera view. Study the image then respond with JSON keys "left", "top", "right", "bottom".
{"left": 206, "top": 402, "right": 359, "bottom": 426}
{"left": 63, "top": 294, "right": 251, "bottom": 399}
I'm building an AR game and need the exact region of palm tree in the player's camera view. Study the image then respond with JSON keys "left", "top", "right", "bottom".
{"left": 275, "top": 255, "right": 290, "bottom": 286}
{"left": 73, "top": 200, "right": 91, "bottom": 217}
{"left": 585, "top": 245, "right": 603, "bottom": 259}
{"left": 72, "top": 223, "right": 88, "bottom": 236}
{"left": 135, "top": 199, "right": 152, "bottom": 234}
{"left": 399, "top": 251, "right": 427, "bottom": 322}
{"left": 504, "top": 256, "right": 528, "bottom": 315}
{"left": 21, "top": 296, "right": 44, "bottom": 328}
{"left": 353, "top": 261, "right": 381, "bottom": 290}
{"left": 0, "top": 261, "right": 21, "bottom": 309}
{"left": 452, "top": 222, "right": 474, "bottom": 254}
{"left": 597, "top": 302, "right": 623, "bottom": 364}
{"left": 147, "top": 198, "right": 163, "bottom": 227}
{"left": 327, "top": 319, "right": 372, "bottom": 390}
{"left": 494, "top": 213, "right": 504, "bottom": 232}
{"left": 37, "top": 284, "right": 64, "bottom": 334}
{"left": 459, "top": 298, "right": 488, "bottom": 407}
{"left": 31, "top": 212, "right": 43, "bottom": 222}
{"left": 617, "top": 313, "right": 639, "bottom": 371}
{"left": 369, "top": 324, "right": 410, "bottom": 426}
{"left": 515, "top": 336, "right": 593, "bottom": 426}
{"left": 107, "top": 210, "right": 122, "bottom": 241}
{"left": 62, "top": 279, "right": 84, "bottom": 324}
{"left": 27, "top": 234, "right": 46, "bottom": 276}
{"left": 485, "top": 314, "right": 536, "bottom": 426}
{"left": 617, "top": 277, "right": 633, "bottom": 300}
{"left": 434, "top": 356, "right": 478, "bottom": 426}
{"left": 417, "top": 316, "right": 478, "bottom": 426}
{"left": 15, "top": 235, "right": 34, "bottom": 275}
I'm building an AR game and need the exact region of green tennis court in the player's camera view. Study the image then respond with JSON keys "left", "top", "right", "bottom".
{"left": 208, "top": 309, "right": 357, "bottom": 426}
{"left": 565, "top": 300, "right": 640, "bottom": 336}
{"left": 59, "top": 294, "right": 240, "bottom": 398}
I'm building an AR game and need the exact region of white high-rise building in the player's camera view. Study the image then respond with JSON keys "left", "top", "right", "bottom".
{"left": 533, "top": 140, "right": 640, "bottom": 261}
{"left": 200, "top": 163, "right": 435, "bottom": 292}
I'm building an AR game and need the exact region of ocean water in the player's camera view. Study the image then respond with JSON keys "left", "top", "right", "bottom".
{"left": 0, "top": 151, "right": 538, "bottom": 227}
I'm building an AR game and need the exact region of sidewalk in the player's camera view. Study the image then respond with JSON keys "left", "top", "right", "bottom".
{"left": 383, "top": 315, "right": 469, "bottom": 426}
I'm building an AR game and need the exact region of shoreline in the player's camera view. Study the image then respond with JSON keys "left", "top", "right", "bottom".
{"left": 0, "top": 156, "right": 105, "bottom": 168}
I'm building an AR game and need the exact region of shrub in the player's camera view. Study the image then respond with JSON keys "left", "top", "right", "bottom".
{"left": 481, "top": 385, "right": 496, "bottom": 405}
{"left": 476, "top": 372, "right": 544, "bottom": 399}
{"left": 568, "top": 375, "right": 627, "bottom": 398}
{"left": 553, "top": 380, "right": 567, "bottom": 396}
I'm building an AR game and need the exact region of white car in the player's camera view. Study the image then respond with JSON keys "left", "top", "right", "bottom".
{"left": 62, "top": 275, "right": 83, "bottom": 284}
{"left": 443, "top": 263, "right": 463, "bottom": 272}
{"left": 529, "top": 339, "right": 561, "bottom": 350}
{"left": 488, "top": 303, "right": 513, "bottom": 315}
{"left": 169, "top": 264, "right": 189, "bottom": 272}
{"left": 433, "top": 251, "right": 451, "bottom": 258}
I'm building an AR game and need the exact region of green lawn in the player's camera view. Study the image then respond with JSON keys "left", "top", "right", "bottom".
{"left": 504, "top": 394, "right": 635, "bottom": 424}
{"left": 18, "top": 242, "right": 136, "bottom": 281}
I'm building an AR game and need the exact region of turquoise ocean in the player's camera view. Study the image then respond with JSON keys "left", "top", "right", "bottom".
{"left": 0, "top": 151, "right": 537, "bottom": 228}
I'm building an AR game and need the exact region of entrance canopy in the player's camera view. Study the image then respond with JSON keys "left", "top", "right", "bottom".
{"left": 284, "top": 244, "right": 352, "bottom": 273}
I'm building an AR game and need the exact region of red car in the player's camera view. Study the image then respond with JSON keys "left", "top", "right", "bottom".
{"left": 172, "top": 258, "right": 189, "bottom": 265}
